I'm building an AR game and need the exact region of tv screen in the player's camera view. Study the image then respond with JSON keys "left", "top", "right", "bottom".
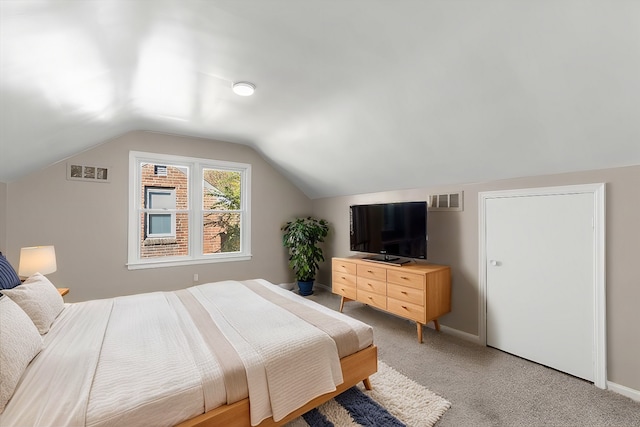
{"left": 350, "top": 201, "right": 427, "bottom": 262}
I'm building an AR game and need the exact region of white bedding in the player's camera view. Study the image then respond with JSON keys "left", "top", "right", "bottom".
{"left": 0, "top": 279, "right": 373, "bottom": 427}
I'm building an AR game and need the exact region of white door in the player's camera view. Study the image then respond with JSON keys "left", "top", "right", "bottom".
{"left": 485, "top": 190, "right": 596, "bottom": 381}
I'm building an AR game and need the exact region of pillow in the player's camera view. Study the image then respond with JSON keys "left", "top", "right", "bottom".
{"left": 1, "top": 273, "right": 64, "bottom": 334}
{"left": 0, "top": 296, "right": 43, "bottom": 413}
{"left": 0, "top": 253, "right": 21, "bottom": 290}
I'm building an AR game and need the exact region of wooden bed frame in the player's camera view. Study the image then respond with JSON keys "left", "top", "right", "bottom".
{"left": 177, "top": 345, "right": 378, "bottom": 427}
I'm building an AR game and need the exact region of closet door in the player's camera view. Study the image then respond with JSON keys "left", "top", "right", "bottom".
{"left": 485, "top": 191, "right": 595, "bottom": 381}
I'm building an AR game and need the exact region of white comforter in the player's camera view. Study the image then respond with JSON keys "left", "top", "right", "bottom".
{"left": 0, "top": 279, "right": 373, "bottom": 427}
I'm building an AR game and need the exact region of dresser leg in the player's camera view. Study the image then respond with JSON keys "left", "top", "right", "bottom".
{"left": 362, "top": 377, "right": 372, "bottom": 390}
{"left": 339, "top": 296, "right": 345, "bottom": 312}
{"left": 417, "top": 323, "right": 423, "bottom": 343}
{"left": 433, "top": 319, "right": 441, "bottom": 331}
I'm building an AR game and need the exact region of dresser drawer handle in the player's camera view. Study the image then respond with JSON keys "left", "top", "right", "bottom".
{"left": 401, "top": 276, "right": 409, "bottom": 280}
{"left": 401, "top": 305, "right": 408, "bottom": 310}
{"left": 367, "top": 270, "right": 374, "bottom": 273}
{"left": 368, "top": 296, "right": 373, "bottom": 300}
{"left": 401, "top": 291, "right": 408, "bottom": 295}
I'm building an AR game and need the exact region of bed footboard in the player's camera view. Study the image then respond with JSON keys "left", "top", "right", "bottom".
{"left": 177, "top": 345, "right": 378, "bottom": 427}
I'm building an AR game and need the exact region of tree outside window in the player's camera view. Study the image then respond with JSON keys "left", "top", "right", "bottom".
{"left": 203, "top": 169, "right": 241, "bottom": 254}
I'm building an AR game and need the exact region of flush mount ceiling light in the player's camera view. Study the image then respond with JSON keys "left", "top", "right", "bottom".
{"left": 232, "top": 81, "right": 255, "bottom": 96}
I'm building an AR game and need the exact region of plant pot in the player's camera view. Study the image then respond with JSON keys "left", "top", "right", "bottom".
{"left": 297, "top": 280, "right": 314, "bottom": 296}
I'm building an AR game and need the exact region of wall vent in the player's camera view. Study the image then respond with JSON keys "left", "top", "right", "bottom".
{"left": 154, "top": 165, "right": 168, "bottom": 176}
{"left": 429, "top": 191, "right": 463, "bottom": 211}
{"left": 67, "top": 163, "right": 110, "bottom": 183}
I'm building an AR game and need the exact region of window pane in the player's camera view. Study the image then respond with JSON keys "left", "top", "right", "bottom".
{"left": 148, "top": 191, "right": 175, "bottom": 209}
{"left": 203, "top": 169, "right": 241, "bottom": 211}
{"left": 149, "top": 214, "right": 171, "bottom": 234}
{"left": 203, "top": 212, "right": 241, "bottom": 254}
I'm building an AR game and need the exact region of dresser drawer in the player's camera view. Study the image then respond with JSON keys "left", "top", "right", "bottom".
{"left": 387, "top": 269, "right": 424, "bottom": 290}
{"left": 387, "top": 297, "right": 425, "bottom": 322}
{"left": 387, "top": 283, "right": 424, "bottom": 306}
{"left": 333, "top": 270, "right": 357, "bottom": 287}
{"left": 333, "top": 275, "right": 357, "bottom": 300}
{"left": 357, "top": 264, "right": 387, "bottom": 282}
{"left": 357, "top": 277, "right": 386, "bottom": 295}
{"left": 333, "top": 259, "right": 357, "bottom": 275}
{"left": 357, "top": 289, "right": 387, "bottom": 310}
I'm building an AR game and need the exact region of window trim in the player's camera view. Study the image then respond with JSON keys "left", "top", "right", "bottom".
{"left": 128, "top": 151, "right": 252, "bottom": 270}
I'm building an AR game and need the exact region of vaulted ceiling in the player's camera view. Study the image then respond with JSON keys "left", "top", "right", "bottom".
{"left": 1, "top": 1, "right": 639, "bottom": 198}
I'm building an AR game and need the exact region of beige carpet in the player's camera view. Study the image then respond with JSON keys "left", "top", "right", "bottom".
{"left": 287, "top": 361, "right": 451, "bottom": 426}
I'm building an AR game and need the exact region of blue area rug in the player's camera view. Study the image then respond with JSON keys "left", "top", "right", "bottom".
{"left": 286, "top": 361, "right": 451, "bottom": 427}
{"left": 302, "top": 386, "right": 405, "bottom": 427}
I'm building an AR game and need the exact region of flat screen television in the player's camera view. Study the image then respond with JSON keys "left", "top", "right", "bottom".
{"left": 350, "top": 201, "right": 427, "bottom": 264}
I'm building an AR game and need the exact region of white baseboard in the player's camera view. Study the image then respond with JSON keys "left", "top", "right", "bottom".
{"left": 607, "top": 381, "right": 640, "bottom": 402}
{"left": 440, "top": 324, "right": 481, "bottom": 344}
{"left": 425, "top": 322, "right": 481, "bottom": 344}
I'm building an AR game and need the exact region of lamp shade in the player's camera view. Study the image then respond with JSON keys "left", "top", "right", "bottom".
{"left": 18, "top": 246, "right": 57, "bottom": 277}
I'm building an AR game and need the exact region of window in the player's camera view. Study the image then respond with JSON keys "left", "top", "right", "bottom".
{"left": 128, "top": 151, "right": 251, "bottom": 269}
{"left": 145, "top": 187, "right": 176, "bottom": 238}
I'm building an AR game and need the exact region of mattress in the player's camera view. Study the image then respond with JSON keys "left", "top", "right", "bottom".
{"left": 0, "top": 279, "right": 373, "bottom": 427}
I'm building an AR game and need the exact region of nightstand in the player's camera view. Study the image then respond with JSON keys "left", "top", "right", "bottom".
{"left": 57, "top": 288, "right": 69, "bottom": 297}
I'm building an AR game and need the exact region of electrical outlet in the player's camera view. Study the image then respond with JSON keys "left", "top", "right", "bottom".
{"left": 193, "top": 273, "right": 199, "bottom": 282}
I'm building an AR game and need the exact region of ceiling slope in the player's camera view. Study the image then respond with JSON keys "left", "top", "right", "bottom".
{"left": 1, "top": 0, "right": 639, "bottom": 198}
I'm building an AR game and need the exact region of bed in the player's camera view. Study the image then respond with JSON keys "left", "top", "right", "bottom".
{"left": 0, "top": 274, "right": 377, "bottom": 427}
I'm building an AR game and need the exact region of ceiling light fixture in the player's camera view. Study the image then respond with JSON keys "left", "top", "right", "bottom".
{"left": 232, "top": 81, "right": 256, "bottom": 96}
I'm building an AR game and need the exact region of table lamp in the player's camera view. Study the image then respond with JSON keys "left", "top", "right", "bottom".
{"left": 18, "top": 246, "right": 57, "bottom": 278}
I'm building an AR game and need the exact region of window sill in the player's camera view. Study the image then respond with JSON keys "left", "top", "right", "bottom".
{"left": 143, "top": 237, "right": 178, "bottom": 246}
{"left": 127, "top": 254, "right": 252, "bottom": 270}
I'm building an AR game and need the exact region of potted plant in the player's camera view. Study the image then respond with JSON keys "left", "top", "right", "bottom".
{"left": 281, "top": 217, "right": 330, "bottom": 296}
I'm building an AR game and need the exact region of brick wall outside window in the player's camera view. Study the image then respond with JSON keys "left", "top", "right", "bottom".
{"left": 139, "top": 164, "right": 189, "bottom": 258}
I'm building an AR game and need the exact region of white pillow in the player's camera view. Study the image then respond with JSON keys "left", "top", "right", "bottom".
{"left": 2, "top": 273, "right": 64, "bottom": 334}
{"left": 0, "top": 296, "right": 43, "bottom": 413}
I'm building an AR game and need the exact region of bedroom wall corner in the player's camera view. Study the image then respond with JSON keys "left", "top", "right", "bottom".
{"left": 0, "top": 181, "right": 6, "bottom": 253}
{"left": 5, "top": 131, "right": 312, "bottom": 302}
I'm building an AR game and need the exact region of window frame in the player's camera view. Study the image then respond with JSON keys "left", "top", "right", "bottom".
{"left": 145, "top": 187, "right": 176, "bottom": 238}
{"left": 128, "top": 151, "right": 251, "bottom": 270}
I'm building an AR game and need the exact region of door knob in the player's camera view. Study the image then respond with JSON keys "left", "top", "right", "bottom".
{"left": 490, "top": 260, "right": 499, "bottom": 266}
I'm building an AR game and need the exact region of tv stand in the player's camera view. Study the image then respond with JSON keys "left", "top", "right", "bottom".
{"left": 362, "top": 255, "right": 410, "bottom": 267}
{"left": 332, "top": 257, "right": 451, "bottom": 343}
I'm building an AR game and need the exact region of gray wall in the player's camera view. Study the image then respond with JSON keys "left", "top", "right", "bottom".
{"left": 0, "top": 182, "right": 6, "bottom": 253}
{"left": 313, "top": 165, "right": 640, "bottom": 393}
{"left": 4, "top": 131, "right": 312, "bottom": 302}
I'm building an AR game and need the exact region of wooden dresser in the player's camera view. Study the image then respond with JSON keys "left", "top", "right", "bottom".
{"left": 332, "top": 257, "right": 451, "bottom": 343}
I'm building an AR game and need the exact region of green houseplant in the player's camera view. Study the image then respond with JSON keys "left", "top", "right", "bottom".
{"left": 281, "top": 217, "right": 330, "bottom": 296}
